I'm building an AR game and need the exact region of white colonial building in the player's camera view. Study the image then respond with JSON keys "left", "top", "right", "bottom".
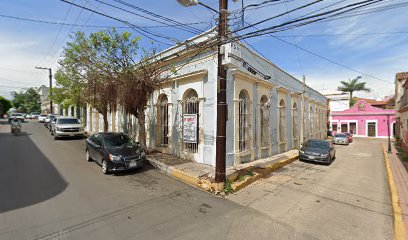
{"left": 66, "top": 29, "right": 327, "bottom": 168}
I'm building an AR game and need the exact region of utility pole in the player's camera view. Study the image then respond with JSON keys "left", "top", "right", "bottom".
{"left": 215, "top": 0, "right": 228, "bottom": 186}
{"left": 300, "top": 75, "right": 305, "bottom": 144}
{"left": 387, "top": 114, "right": 391, "bottom": 153}
{"left": 35, "top": 66, "right": 53, "bottom": 114}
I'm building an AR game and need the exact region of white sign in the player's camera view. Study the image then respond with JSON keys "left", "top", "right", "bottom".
{"left": 222, "top": 42, "right": 242, "bottom": 68}
{"left": 183, "top": 114, "right": 198, "bottom": 143}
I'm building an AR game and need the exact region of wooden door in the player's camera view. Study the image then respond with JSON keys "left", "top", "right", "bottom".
{"left": 341, "top": 124, "right": 348, "bottom": 133}
{"left": 367, "top": 122, "right": 376, "bottom": 137}
{"left": 350, "top": 122, "right": 356, "bottom": 134}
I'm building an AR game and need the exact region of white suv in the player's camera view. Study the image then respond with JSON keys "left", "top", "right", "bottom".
{"left": 52, "top": 117, "right": 84, "bottom": 140}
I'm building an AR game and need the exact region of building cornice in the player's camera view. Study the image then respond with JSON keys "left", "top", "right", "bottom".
{"left": 231, "top": 69, "right": 275, "bottom": 88}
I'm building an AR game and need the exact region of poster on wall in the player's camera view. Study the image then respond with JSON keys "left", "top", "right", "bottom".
{"left": 183, "top": 114, "right": 198, "bottom": 143}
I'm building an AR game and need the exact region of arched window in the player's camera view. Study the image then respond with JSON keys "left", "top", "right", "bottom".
{"left": 239, "top": 90, "right": 251, "bottom": 152}
{"left": 183, "top": 89, "right": 199, "bottom": 153}
{"left": 260, "top": 95, "right": 269, "bottom": 147}
{"left": 292, "top": 102, "right": 298, "bottom": 140}
{"left": 279, "top": 99, "right": 286, "bottom": 142}
{"left": 157, "top": 94, "right": 169, "bottom": 146}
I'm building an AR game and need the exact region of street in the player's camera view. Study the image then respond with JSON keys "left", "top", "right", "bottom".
{"left": 0, "top": 120, "right": 393, "bottom": 240}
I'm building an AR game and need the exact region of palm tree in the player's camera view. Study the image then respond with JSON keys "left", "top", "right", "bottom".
{"left": 337, "top": 76, "right": 371, "bottom": 107}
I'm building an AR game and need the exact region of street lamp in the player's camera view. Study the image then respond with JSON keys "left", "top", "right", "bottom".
{"left": 35, "top": 66, "right": 53, "bottom": 114}
{"left": 178, "top": 0, "right": 228, "bottom": 189}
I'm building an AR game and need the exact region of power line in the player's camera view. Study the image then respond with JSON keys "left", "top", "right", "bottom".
{"left": 58, "top": 0, "right": 176, "bottom": 46}
{"left": 110, "top": 0, "right": 204, "bottom": 34}
{"left": 0, "top": 13, "right": 209, "bottom": 29}
{"left": 265, "top": 31, "right": 408, "bottom": 38}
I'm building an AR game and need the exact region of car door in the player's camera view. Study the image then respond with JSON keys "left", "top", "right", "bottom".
{"left": 94, "top": 135, "right": 105, "bottom": 163}
{"left": 88, "top": 134, "right": 101, "bottom": 162}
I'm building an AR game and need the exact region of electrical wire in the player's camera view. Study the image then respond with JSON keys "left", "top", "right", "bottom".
{"left": 0, "top": 13, "right": 209, "bottom": 29}
{"left": 110, "top": 0, "right": 204, "bottom": 34}
{"left": 59, "top": 0, "right": 175, "bottom": 46}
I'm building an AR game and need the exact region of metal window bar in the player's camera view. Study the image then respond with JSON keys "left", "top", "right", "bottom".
{"left": 260, "top": 104, "right": 270, "bottom": 147}
{"left": 279, "top": 104, "right": 286, "bottom": 142}
{"left": 156, "top": 96, "right": 169, "bottom": 147}
{"left": 293, "top": 106, "right": 299, "bottom": 148}
{"left": 238, "top": 94, "right": 251, "bottom": 152}
{"left": 183, "top": 93, "right": 199, "bottom": 153}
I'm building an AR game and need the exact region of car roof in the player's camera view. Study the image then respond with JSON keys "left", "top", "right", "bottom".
{"left": 57, "top": 116, "right": 78, "bottom": 119}
{"left": 306, "top": 139, "right": 327, "bottom": 143}
{"left": 95, "top": 132, "right": 127, "bottom": 137}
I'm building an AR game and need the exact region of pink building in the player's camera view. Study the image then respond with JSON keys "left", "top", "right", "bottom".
{"left": 330, "top": 100, "right": 396, "bottom": 138}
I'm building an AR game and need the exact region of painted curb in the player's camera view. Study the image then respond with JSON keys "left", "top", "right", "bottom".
{"left": 231, "top": 155, "right": 299, "bottom": 192}
{"left": 382, "top": 143, "right": 406, "bottom": 240}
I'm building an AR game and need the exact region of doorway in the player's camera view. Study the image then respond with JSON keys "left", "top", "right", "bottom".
{"left": 341, "top": 123, "right": 348, "bottom": 133}
{"left": 350, "top": 122, "right": 357, "bottom": 134}
{"left": 367, "top": 122, "right": 376, "bottom": 137}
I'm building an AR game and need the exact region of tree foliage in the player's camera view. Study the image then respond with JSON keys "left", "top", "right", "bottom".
{"left": 337, "top": 76, "right": 370, "bottom": 107}
{"left": 58, "top": 28, "right": 163, "bottom": 148}
{"left": 0, "top": 96, "right": 12, "bottom": 115}
{"left": 11, "top": 88, "right": 41, "bottom": 113}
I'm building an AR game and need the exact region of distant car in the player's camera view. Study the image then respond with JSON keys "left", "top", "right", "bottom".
{"left": 85, "top": 132, "right": 146, "bottom": 174}
{"left": 52, "top": 116, "right": 84, "bottom": 139}
{"left": 30, "top": 112, "right": 40, "bottom": 119}
{"left": 299, "top": 139, "right": 336, "bottom": 165}
{"left": 332, "top": 133, "right": 349, "bottom": 145}
{"left": 342, "top": 132, "right": 353, "bottom": 143}
{"left": 38, "top": 114, "right": 48, "bottom": 123}
{"left": 25, "top": 113, "right": 31, "bottom": 119}
{"left": 8, "top": 113, "right": 25, "bottom": 123}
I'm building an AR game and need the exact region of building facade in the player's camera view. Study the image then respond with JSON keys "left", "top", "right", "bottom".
{"left": 320, "top": 90, "right": 350, "bottom": 112}
{"left": 331, "top": 100, "right": 395, "bottom": 138}
{"left": 81, "top": 29, "right": 327, "bottom": 168}
{"left": 394, "top": 72, "right": 408, "bottom": 147}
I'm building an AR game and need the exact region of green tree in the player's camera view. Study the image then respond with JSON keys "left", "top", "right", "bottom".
{"left": 0, "top": 96, "right": 12, "bottom": 115}
{"left": 11, "top": 88, "right": 41, "bottom": 113}
{"left": 337, "top": 76, "right": 371, "bottom": 107}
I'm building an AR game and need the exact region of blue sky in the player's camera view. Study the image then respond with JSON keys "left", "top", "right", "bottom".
{"left": 0, "top": 0, "right": 407, "bottom": 100}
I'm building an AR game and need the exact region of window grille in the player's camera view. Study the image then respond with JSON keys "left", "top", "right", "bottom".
{"left": 183, "top": 90, "right": 199, "bottom": 153}
{"left": 260, "top": 95, "right": 270, "bottom": 147}
{"left": 238, "top": 90, "right": 251, "bottom": 152}
{"left": 309, "top": 106, "right": 313, "bottom": 138}
{"left": 156, "top": 94, "right": 169, "bottom": 146}
{"left": 292, "top": 102, "right": 299, "bottom": 148}
{"left": 279, "top": 99, "right": 286, "bottom": 143}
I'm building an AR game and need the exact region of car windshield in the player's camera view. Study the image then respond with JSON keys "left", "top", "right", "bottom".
{"left": 104, "top": 134, "right": 134, "bottom": 148}
{"left": 57, "top": 118, "right": 79, "bottom": 124}
{"left": 304, "top": 140, "right": 328, "bottom": 149}
{"left": 40, "top": 114, "right": 47, "bottom": 117}
{"left": 335, "top": 134, "right": 346, "bottom": 137}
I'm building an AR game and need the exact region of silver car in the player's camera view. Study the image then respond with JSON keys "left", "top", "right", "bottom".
{"left": 332, "top": 133, "right": 349, "bottom": 145}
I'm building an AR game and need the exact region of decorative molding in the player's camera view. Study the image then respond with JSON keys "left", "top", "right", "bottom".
{"left": 231, "top": 68, "right": 275, "bottom": 88}
{"left": 277, "top": 87, "right": 289, "bottom": 94}
{"left": 163, "top": 69, "right": 208, "bottom": 84}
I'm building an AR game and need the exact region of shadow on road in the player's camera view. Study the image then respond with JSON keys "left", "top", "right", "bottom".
{"left": 0, "top": 132, "right": 68, "bottom": 213}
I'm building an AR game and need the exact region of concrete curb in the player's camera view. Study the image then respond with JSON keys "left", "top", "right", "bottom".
{"left": 231, "top": 155, "right": 299, "bottom": 192}
{"left": 147, "top": 154, "right": 299, "bottom": 194}
{"left": 382, "top": 143, "right": 406, "bottom": 240}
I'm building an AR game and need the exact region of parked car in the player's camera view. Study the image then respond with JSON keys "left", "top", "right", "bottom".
{"left": 342, "top": 132, "right": 353, "bottom": 143}
{"left": 85, "top": 132, "right": 146, "bottom": 174}
{"left": 8, "top": 113, "right": 25, "bottom": 123}
{"left": 38, "top": 114, "right": 48, "bottom": 123}
{"left": 25, "top": 113, "right": 31, "bottom": 119}
{"left": 332, "top": 133, "right": 349, "bottom": 145}
{"left": 299, "top": 139, "right": 336, "bottom": 165}
{"left": 52, "top": 116, "right": 84, "bottom": 139}
{"left": 30, "top": 112, "right": 40, "bottom": 119}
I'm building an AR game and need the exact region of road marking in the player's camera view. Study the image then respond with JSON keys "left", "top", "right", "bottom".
{"left": 382, "top": 143, "right": 405, "bottom": 240}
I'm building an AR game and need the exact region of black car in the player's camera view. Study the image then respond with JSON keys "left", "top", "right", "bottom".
{"left": 299, "top": 139, "right": 336, "bottom": 165}
{"left": 85, "top": 132, "right": 146, "bottom": 174}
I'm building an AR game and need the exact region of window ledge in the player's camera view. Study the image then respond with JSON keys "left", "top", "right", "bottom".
{"left": 236, "top": 149, "right": 253, "bottom": 157}
{"left": 260, "top": 146, "right": 270, "bottom": 150}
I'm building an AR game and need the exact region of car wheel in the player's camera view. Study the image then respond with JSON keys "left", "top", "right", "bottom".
{"left": 102, "top": 160, "right": 109, "bottom": 174}
{"left": 54, "top": 135, "right": 58, "bottom": 140}
{"left": 86, "top": 149, "right": 92, "bottom": 162}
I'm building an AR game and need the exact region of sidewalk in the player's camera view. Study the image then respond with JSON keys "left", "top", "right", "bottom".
{"left": 383, "top": 142, "right": 408, "bottom": 240}
{"left": 147, "top": 149, "right": 299, "bottom": 194}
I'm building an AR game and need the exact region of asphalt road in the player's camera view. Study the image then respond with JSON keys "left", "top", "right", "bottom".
{"left": 228, "top": 137, "right": 394, "bottom": 240}
{"left": 0, "top": 120, "right": 393, "bottom": 240}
